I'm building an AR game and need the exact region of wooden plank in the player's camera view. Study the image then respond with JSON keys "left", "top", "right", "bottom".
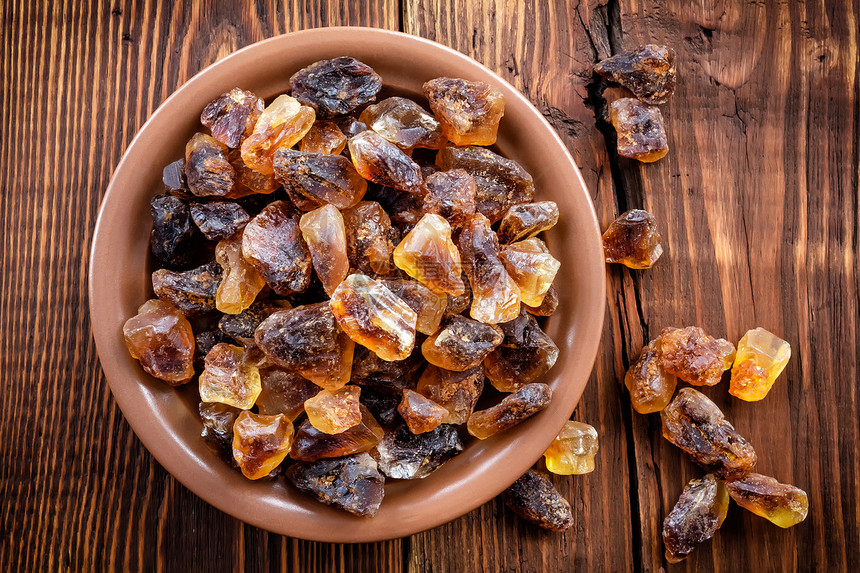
{"left": 405, "top": 0, "right": 859, "bottom": 571}
{"left": 2, "top": 0, "right": 857, "bottom": 571}
{"left": 0, "top": 2, "right": 401, "bottom": 572}
{"left": 402, "top": 2, "right": 637, "bottom": 571}
{"left": 590, "top": 0, "right": 860, "bottom": 571}
{"left": 608, "top": 0, "right": 859, "bottom": 570}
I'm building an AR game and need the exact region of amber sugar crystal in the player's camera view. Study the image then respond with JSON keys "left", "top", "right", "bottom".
{"left": 659, "top": 326, "right": 735, "bottom": 387}
{"left": 609, "top": 97, "right": 669, "bottom": 163}
{"left": 232, "top": 410, "right": 294, "bottom": 480}
{"left": 467, "top": 383, "right": 552, "bottom": 440}
{"left": 198, "top": 343, "right": 262, "bottom": 410}
{"left": 398, "top": 389, "right": 449, "bottom": 434}
{"left": 214, "top": 233, "right": 266, "bottom": 315}
{"left": 602, "top": 209, "right": 663, "bottom": 269}
{"left": 502, "top": 470, "right": 573, "bottom": 532}
{"left": 501, "top": 237, "right": 560, "bottom": 308}
{"left": 348, "top": 130, "right": 424, "bottom": 193}
{"left": 256, "top": 367, "right": 320, "bottom": 421}
{"left": 382, "top": 279, "right": 447, "bottom": 335}
{"left": 299, "top": 204, "right": 350, "bottom": 296}
{"left": 330, "top": 274, "right": 418, "bottom": 362}
{"left": 498, "top": 201, "right": 559, "bottom": 244}
{"left": 290, "top": 404, "right": 384, "bottom": 462}
{"left": 624, "top": 338, "right": 677, "bottom": 414}
{"left": 359, "top": 96, "right": 445, "bottom": 151}
{"left": 422, "top": 315, "right": 503, "bottom": 372}
{"left": 299, "top": 121, "right": 348, "bottom": 155}
{"left": 543, "top": 421, "right": 599, "bottom": 475}
{"left": 725, "top": 472, "right": 808, "bottom": 528}
{"left": 304, "top": 385, "right": 362, "bottom": 435}
{"left": 240, "top": 94, "right": 315, "bottom": 174}
{"left": 458, "top": 213, "right": 521, "bottom": 324}
{"left": 423, "top": 77, "right": 505, "bottom": 146}
{"left": 729, "top": 327, "right": 791, "bottom": 401}
{"left": 393, "top": 213, "right": 465, "bottom": 297}
{"left": 122, "top": 299, "right": 195, "bottom": 385}
{"left": 421, "top": 169, "right": 477, "bottom": 230}
{"left": 342, "top": 201, "right": 395, "bottom": 275}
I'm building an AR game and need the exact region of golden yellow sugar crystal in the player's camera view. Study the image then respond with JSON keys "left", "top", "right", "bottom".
{"left": 729, "top": 327, "right": 791, "bottom": 401}
{"left": 543, "top": 420, "right": 599, "bottom": 475}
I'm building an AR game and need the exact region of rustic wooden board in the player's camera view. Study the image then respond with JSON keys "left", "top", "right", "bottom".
{"left": 1, "top": 0, "right": 857, "bottom": 571}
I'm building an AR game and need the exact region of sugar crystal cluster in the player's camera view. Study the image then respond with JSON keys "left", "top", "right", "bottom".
{"left": 124, "top": 56, "right": 569, "bottom": 519}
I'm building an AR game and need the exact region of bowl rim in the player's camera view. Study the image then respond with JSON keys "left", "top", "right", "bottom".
{"left": 89, "top": 26, "right": 605, "bottom": 542}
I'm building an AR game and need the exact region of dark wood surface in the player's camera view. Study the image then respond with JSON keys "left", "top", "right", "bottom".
{"left": 2, "top": 1, "right": 858, "bottom": 571}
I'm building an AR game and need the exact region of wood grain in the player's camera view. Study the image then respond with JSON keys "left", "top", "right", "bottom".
{"left": 1, "top": 0, "right": 858, "bottom": 571}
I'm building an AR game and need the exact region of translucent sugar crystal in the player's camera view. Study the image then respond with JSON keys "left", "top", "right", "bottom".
{"left": 624, "top": 338, "right": 678, "bottom": 413}
{"left": 299, "top": 204, "right": 350, "bottom": 296}
{"left": 240, "top": 94, "right": 315, "bottom": 174}
{"left": 122, "top": 299, "right": 195, "bottom": 385}
{"left": 359, "top": 96, "right": 445, "bottom": 150}
{"left": 215, "top": 232, "right": 267, "bottom": 315}
{"left": 393, "top": 213, "right": 465, "bottom": 297}
{"left": 304, "top": 385, "right": 362, "bottom": 434}
{"left": 500, "top": 238, "right": 560, "bottom": 308}
{"left": 458, "top": 213, "right": 521, "bottom": 324}
{"left": 602, "top": 209, "right": 663, "bottom": 269}
{"left": 232, "top": 410, "right": 294, "bottom": 480}
{"left": 422, "top": 315, "right": 503, "bottom": 371}
{"left": 608, "top": 98, "right": 668, "bottom": 163}
{"left": 198, "top": 343, "right": 262, "bottom": 409}
{"left": 398, "top": 389, "right": 449, "bottom": 434}
{"left": 329, "top": 274, "right": 418, "bottom": 362}
{"left": 467, "top": 383, "right": 552, "bottom": 440}
{"left": 543, "top": 420, "right": 599, "bottom": 475}
{"left": 423, "top": 77, "right": 505, "bottom": 146}
{"left": 726, "top": 472, "right": 808, "bottom": 528}
{"left": 729, "top": 327, "right": 791, "bottom": 401}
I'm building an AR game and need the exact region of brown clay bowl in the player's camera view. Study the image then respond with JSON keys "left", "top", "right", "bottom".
{"left": 89, "top": 27, "right": 605, "bottom": 542}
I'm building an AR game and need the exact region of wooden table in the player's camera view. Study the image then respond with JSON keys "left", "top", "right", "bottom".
{"left": 2, "top": 1, "right": 857, "bottom": 571}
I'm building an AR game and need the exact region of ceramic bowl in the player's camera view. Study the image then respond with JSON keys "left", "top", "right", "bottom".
{"left": 89, "top": 27, "right": 605, "bottom": 542}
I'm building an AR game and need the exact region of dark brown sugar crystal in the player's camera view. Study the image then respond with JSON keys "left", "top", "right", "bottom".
{"left": 502, "top": 470, "right": 573, "bottom": 532}
{"left": 594, "top": 45, "right": 677, "bottom": 105}
{"left": 290, "top": 57, "right": 383, "bottom": 118}
{"left": 150, "top": 194, "right": 201, "bottom": 270}
{"left": 287, "top": 452, "right": 385, "bottom": 517}
{"left": 436, "top": 146, "right": 534, "bottom": 223}
{"left": 152, "top": 261, "right": 222, "bottom": 317}
{"left": 200, "top": 88, "right": 265, "bottom": 148}
{"left": 661, "top": 388, "right": 757, "bottom": 479}
{"left": 185, "top": 132, "right": 235, "bottom": 197}
{"left": 189, "top": 201, "right": 250, "bottom": 241}
{"left": 242, "top": 201, "right": 313, "bottom": 296}
{"left": 273, "top": 147, "right": 368, "bottom": 210}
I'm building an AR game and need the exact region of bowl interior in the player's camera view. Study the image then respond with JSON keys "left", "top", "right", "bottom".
{"left": 89, "top": 27, "right": 605, "bottom": 542}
